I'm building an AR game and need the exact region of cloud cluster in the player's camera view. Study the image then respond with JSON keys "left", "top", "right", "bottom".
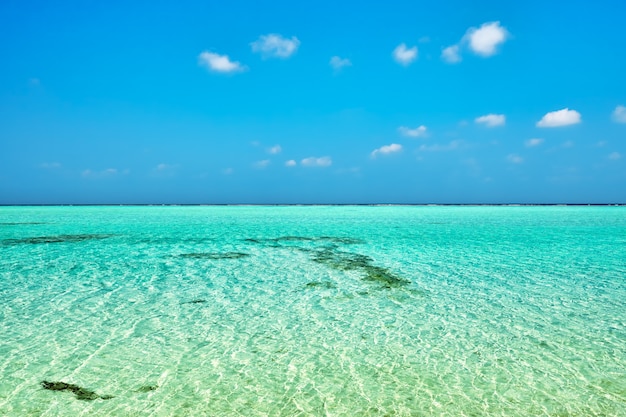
{"left": 398, "top": 125, "right": 427, "bottom": 138}
{"left": 393, "top": 43, "right": 418, "bottom": 66}
{"left": 475, "top": 114, "right": 505, "bottom": 127}
{"left": 198, "top": 51, "right": 245, "bottom": 73}
{"left": 267, "top": 145, "right": 282, "bottom": 154}
{"left": 536, "top": 108, "right": 581, "bottom": 127}
{"left": 301, "top": 156, "right": 332, "bottom": 167}
{"left": 371, "top": 143, "right": 402, "bottom": 158}
{"left": 251, "top": 34, "right": 300, "bottom": 58}
{"left": 442, "top": 21, "right": 508, "bottom": 63}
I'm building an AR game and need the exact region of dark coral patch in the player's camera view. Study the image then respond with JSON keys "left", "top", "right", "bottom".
{"left": 3, "top": 234, "right": 114, "bottom": 245}
{"left": 41, "top": 381, "right": 113, "bottom": 401}
{"left": 310, "top": 248, "right": 409, "bottom": 288}
{"left": 176, "top": 252, "right": 249, "bottom": 260}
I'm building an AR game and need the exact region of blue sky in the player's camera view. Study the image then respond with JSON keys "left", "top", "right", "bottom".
{"left": 1, "top": 0, "right": 625, "bottom": 204}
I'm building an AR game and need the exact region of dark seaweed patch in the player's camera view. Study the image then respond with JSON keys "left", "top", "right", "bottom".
{"left": 245, "top": 236, "right": 365, "bottom": 246}
{"left": 0, "top": 222, "right": 47, "bottom": 226}
{"left": 305, "top": 281, "right": 337, "bottom": 289}
{"left": 136, "top": 385, "right": 158, "bottom": 393}
{"left": 2, "top": 234, "right": 114, "bottom": 245}
{"left": 181, "top": 299, "right": 208, "bottom": 305}
{"left": 176, "top": 252, "right": 249, "bottom": 260}
{"left": 41, "top": 381, "right": 113, "bottom": 401}
{"left": 310, "top": 248, "right": 409, "bottom": 288}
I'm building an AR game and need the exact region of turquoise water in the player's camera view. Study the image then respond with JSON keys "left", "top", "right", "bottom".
{"left": 0, "top": 206, "right": 624, "bottom": 416}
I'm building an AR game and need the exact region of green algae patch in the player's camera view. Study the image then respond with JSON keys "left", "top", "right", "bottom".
{"left": 3, "top": 234, "right": 114, "bottom": 245}
{"left": 305, "top": 281, "right": 337, "bottom": 289}
{"left": 177, "top": 252, "right": 249, "bottom": 260}
{"left": 41, "top": 381, "right": 113, "bottom": 401}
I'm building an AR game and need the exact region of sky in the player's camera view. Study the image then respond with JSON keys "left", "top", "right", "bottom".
{"left": 1, "top": 0, "right": 625, "bottom": 204}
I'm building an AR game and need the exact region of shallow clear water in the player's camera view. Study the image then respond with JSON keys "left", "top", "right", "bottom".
{"left": 0, "top": 206, "right": 624, "bottom": 416}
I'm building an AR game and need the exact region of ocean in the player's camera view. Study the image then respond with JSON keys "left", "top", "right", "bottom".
{"left": 0, "top": 206, "right": 624, "bottom": 416}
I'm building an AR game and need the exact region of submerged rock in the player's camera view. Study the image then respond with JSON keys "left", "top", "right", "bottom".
{"left": 176, "top": 252, "right": 249, "bottom": 260}
{"left": 41, "top": 381, "right": 113, "bottom": 401}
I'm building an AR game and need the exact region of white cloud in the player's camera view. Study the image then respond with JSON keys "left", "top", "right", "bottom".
{"left": 537, "top": 108, "right": 581, "bottom": 127}
{"left": 612, "top": 105, "right": 626, "bottom": 123}
{"left": 507, "top": 154, "right": 524, "bottom": 164}
{"left": 398, "top": 125, "right": 427, "bottom": 138}
{"left": 40, "top": 162, "right": 61, "bottom": 169}
{"left": 285, "top": 159, "right": 296, "bottom": 167}
{"left": 301, "top": 156, "right": 332, "bottom": 167}
{"left": 156, "top": 163, "right": 175, "bottom": 172}
{"left": 29, "top": 78, "right": 40, "bottom": 86}
{"left": 525, "top": 138, "right": 544, "bottom": 147}
{"left": 465, "top": 21, "right": 508, "bottom": 57}
{"left": 393, "top": 43, "right": 418, "bottom": 66}
{"left": 82, "top": 168, "right": 119, "bottom": 178}
{"left": 418, "top": 140, "right": 463, "bottom": 152}
{"left": 371, "top": 143, "right": 402, "bottom": 158}
{"left": 330, "top": 56, "right": 351, "bottom": 71}
{"left": 609, "top": 152, "right": 622, "bottom": 160}
{"left": 198, "top": 51, "right": 245, "bottom": 73}
{"left": 267, "top": 145, "right": 282, "bottom": 154}
{"left": 254, "top": 159, "right": 271, "bottom": 168}
{"left": 441, "top": 45, "right": 461, "bottom": 63}
{"left": 251, "top": 34, "right": 300, "bottom": 58}
{"left": 475, "top": 114, "right": 506, "bottom": 127}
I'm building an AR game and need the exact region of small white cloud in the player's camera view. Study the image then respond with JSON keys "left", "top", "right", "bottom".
{"left": 441, "top": 45, "right": 461, "bottom": 63}
{"left": 156, "top": 163, "right": 174, "bottom": 171}
{"left": 251, "top": 34, "right": 300, "bottom": 58}
{"left": 40, "top": 162, "right": 61, "bottom": 169}
{"left": 475, "top": 114, "right": 505, "bottom": 127}
{"left": 267, "top": 145, "right": 282, "bottom": 154}
{"left": 301, "top": 156, "right": 332, "bottom": 167}
{"left": 285, "top": 159, "right": 296, "bottom": 167}
{"left": 596, "top": 140, "right": 607, "bottom": 147}
{"left": 29, "top": 78, "right": 40, "bottom": 86}
{"left": 198, "top": 51, "right": 245, "bottom": 73}
{"left": 507, "top": 154, "right": 523, "bottom": 164}
{"left": 371, "top": 143, "right": 403, "bottom": 158}
{"left": 418, "top": 140, "right": 463, "bottom": 152}
{"left": 612, "top": 105, "right": 626, "bottom": 123}
{"left": 330, "top": 56, "right": 352, "bottom": 71}
{"left": 525, "top": 138, "right": 544, "bottom": 147}
{"left": 82, "top": 168, "right": 118, "bottom": 178}
{"left": 223, "top": 168, "right": 234, "bottom": 175}
{"left": 609, "top": 152, "right": 622, "bottom": 160}
{"left": 398, "top": 125, "right": 427, "bottom": 138}
{"left": 465, "top": 21, "right": 509, "bottom": 57}
{"left": 254, "top": 159, "right": 271, "bottom": 168}
{"left": 393, "top": 43, "right": 418, "bottom": 66}
{"left": 537, "top": 108, "right": 581, "bottom": 127}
